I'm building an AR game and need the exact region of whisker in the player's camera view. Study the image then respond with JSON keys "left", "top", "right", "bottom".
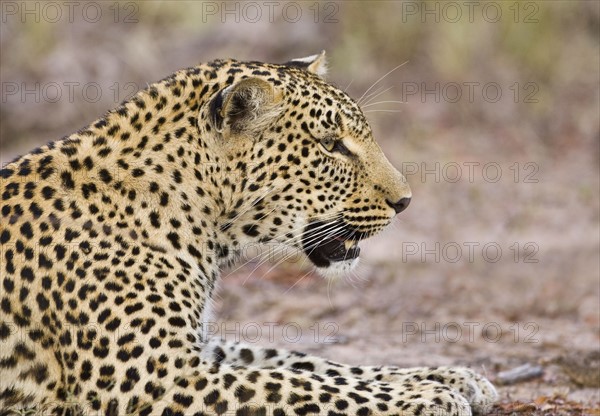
{"left": 292, "top": 224, "right": 348, "bottom": 273}
{"left": 361, "top": 100, "right": 406, "bottom": 108}
{"left": 344, "top": 78, "right": 354, "bottom": 92}
{"left": 356, "top": 61, "right": 408, "bottom": 105}
{"left": 360, "top": 85, "right": 388, "bottom": 106}
{"left": 361, "top": 86, "right": 395, "bottom": 107}
{"left": 239, "top": 221, "right": 345, "bottom": 284}
{"left": 222, "top": 212, "right": 344, "bottom": 279}
{"left": 327, "top": 276, "right": 334, "bottom": 309}
{"left": 284, "top": 267, "right": 315, "bottom": 295}
{"left": 364, "top": 109, "right": 403, "bottom": 114}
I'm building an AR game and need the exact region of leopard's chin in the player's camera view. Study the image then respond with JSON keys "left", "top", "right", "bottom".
{"left": 316, "top": 257, "right": 360, "bottom": 279}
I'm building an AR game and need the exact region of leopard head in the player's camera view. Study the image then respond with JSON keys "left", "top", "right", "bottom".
{"left": 202, "top": 52, "right": 411, "bottom": 278}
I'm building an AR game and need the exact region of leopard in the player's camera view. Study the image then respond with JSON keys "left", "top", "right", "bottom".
{"left": 0, "top": 51, "right": 498, "bottom": 416}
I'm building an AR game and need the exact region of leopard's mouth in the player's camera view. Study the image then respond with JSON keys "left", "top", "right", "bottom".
{"left": 302, "top": 221, "right": 362, "bottom": 268}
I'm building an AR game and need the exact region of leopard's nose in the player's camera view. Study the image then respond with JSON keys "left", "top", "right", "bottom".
{"left": 386, "top": 197, "right": 411, "bottom": 214}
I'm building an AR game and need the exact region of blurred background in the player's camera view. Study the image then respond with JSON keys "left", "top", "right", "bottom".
{"left": 1, "top": 1, "right": 598, "bottom": 411}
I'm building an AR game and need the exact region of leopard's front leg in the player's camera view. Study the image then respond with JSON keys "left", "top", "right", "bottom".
{"left": 201, "top": 338, "right": 497, "bottom": 414}
{"left": 140, "top": 362, "right": 472, "bottom": 416}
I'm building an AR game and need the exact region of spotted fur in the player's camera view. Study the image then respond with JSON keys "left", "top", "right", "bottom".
{"left": 0, "top": 52, "right": 497, "bottom": 415}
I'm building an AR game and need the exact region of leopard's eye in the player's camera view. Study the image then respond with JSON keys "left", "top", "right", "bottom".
{"left": 319, "top": 137, "right": 353, "bottom": 157}
{"left": 320, "top": 137, "right": 336, "bottom": 152}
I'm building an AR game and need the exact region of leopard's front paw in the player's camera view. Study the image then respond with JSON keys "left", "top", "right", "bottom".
{"left": 383, "top": 366, "right": 498, "bottom": 414}
{"left": 395, "top": 380, "right": 472, "bottom": 416}
{"left": 440, "top": 367, "right": 497, "bottom": 414}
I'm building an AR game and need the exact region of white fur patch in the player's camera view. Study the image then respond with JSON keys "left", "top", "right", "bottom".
{"left": 292, "top": 53, "right": 322, "bottom": 64}
{"left": 316, "top": 257, "right": 360, "bottom": 280}
{"left": 290, "top": 51, "right": 328, "bottom": 77}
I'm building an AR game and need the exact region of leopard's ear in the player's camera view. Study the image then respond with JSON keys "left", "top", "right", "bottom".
{"left": 210, "top": 77, "right": 282, "bottom": 136}
{"left": 284, "top": 50, "right": 328, "bottom": 78}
